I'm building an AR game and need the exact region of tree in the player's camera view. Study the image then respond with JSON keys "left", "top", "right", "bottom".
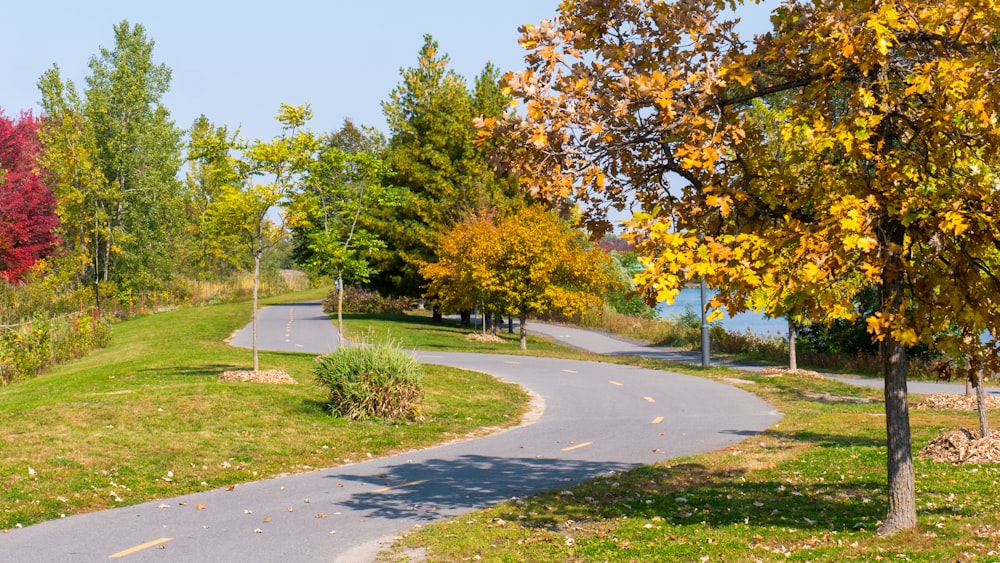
{"left": 495, "top": 1, "right": 1000, "bottom": 534}
{"left": 420, "top": 206, "right": 615, "bottom": 350}
{"left": 376, "top": 35, "right": 520, "bottom": 299}
{"left": 210, "top": 104, "right": 316, "bottom": 371}
{"left": 181, "top": 115, "right": 243, "bottom": 278}
{"left": 0, "top": 110, "right": 60, "bottom": 283}
{"left": 38, "top": 20, "right": 183, "bottom": 306}
{"left": 288, "top": 120, "right": 395, "bottom": 345}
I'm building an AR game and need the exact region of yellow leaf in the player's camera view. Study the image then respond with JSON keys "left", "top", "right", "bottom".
{"left": 896, "top": 328, "right": 919, "bottom": 347}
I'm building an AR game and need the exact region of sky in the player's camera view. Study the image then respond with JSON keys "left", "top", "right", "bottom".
{"left": 5, "top": 0, "right": 564, "bottom": 141}
{"left": 4, "top": 1, "right": 775, "bottom": 143}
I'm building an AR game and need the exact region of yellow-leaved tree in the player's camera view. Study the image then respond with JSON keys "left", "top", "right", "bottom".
{"left": 420, "top": 205, "right": 615, "bottom": 350}
{"left": 493, "top": 0, "right": 1000, "bottom": 534}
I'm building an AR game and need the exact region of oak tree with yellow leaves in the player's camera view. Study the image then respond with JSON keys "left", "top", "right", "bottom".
{"left": 494, "top": 0, "right": 1000, "bottom": 534}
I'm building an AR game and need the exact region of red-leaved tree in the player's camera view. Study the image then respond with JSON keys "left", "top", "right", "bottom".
{"left": 0, "top": 110, "right": 60, "bottom": 283}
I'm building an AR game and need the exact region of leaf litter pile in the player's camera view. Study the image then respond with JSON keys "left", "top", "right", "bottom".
{"left": 913, "top": 393, "right": 1000, "bottom": 464}
{"left": 219, "top": 370, "right": 297, "bottom": 384}
{"left": 919, "top": 428, "right": 1000, "bottom": 464}
{"left": 914, "top": 393, "right": 1000, "bottom": 411}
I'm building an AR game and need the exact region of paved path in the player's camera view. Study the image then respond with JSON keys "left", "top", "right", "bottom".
{"left": 0, "top": 302, "right": 781, "bottom": 562}
{"left": 526, "top": 320, "right": 999, "bottom": 397}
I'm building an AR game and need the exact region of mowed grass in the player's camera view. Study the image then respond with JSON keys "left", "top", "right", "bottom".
{"left": 342, "top": 311, "right": 587, "bottom": 357}
{"left": 387, "top": 370, "right": 1000, "bottom": 561}
{"left": 0, "top": 290, "right": 530, "bottom": 530}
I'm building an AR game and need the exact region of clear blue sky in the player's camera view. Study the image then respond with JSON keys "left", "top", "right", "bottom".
{"left": 5, "top": 1, "right": 773, "bottom": 142}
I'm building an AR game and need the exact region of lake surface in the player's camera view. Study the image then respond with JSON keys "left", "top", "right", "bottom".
{"left": 658, "top": 287, "right": 788, "bottom": 338}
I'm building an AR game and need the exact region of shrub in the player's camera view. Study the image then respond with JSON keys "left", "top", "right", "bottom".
{"left": 579, "top": 305, "right": 701, "bottom": 347}
{"left": 0, "top": 312, "right": 112, "bottom": 385}
{"left": 322, "top": 287, "right": 413, "bottom": 315}
{"left": 313, "top": 341, "right": 423, "bottom": 421}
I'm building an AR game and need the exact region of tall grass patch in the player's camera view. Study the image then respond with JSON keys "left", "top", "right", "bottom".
{"left": 313, "top": 341, "right": 423, "bottom": 420}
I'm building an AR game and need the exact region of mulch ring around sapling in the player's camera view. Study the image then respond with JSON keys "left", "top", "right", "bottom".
{"left": 759, "top": 366, "right": 826, "bottom": 379}
{"left": 465, "top": 333, "right": 504, "bottom": 343}
{"left": 219, "top": 370, "right": 298, "bottom": 384}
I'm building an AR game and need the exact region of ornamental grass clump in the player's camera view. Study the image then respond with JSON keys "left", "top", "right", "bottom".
{"left": 313, "top": 341, "right": 422, "bottom": 421}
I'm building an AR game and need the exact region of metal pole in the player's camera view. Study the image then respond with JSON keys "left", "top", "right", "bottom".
{"left": 700, "top": 278, "right": 711, "bottom": 367}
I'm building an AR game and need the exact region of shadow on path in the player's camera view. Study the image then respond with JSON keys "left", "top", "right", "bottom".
{"left": 331, "top": 454, "right": 634, "bottom": 522}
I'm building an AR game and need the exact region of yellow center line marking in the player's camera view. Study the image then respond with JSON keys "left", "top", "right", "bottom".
{"left": 109, "top": 538, "right": 173, "bottom": 558}
{"left": 652, "top": 416, "right": 664, "bottom": 424}
{"left": 609, "top": 381, "right": 623, "bottom": 386}
{"left": 644, "top": 396, "right": 656, "bottom": 403}
{"left": 561, "top": 442, "right": 592, "bottom": 452}
{"left": 372, "top": 479, "right": 428, "bottom": 493}
{"left": 561, "top": 369, "right": 577, "bottom": 374}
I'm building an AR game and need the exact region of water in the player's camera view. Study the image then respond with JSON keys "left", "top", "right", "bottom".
{"left": 658, "top": 287, "right": 788, "bottom": 338}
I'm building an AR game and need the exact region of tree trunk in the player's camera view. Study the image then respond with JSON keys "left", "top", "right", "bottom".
{"left": 336, "top": 271, "right": 344, "bottom": 348}
{"left": 974, "top": 371, "right": 991, "bottom": 439}
{"left": 460, "top": 309, "right": 472, "bottom": 327}
{"left": 432, "top": 308, "right": 443, "bottom": 324}
{"left": 519, "top": 311, "right": 528, "bottom": 351}
{"left": 788, "top": 318, "right": 797, "bottom": 371}
{"left": 252, "top": 250, "right": 260, "bottom": 372}
{"left": 877, "top": 272, "right": 917, "bottom": 535}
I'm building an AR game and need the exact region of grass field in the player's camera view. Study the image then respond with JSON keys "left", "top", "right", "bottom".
{"left": 385, "top": 367, "right": 1000, "bottom": 562}
{"left": 0, "top": 290, "right": 532, "bottom": 530}
{"left": 4, "top": 295, "right": 997, "bottom": 561}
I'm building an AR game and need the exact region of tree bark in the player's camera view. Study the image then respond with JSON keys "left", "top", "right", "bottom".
{"left": 252, "top": 249, "right": 260, "bottom": 373}
{"left": 460, "top": 309, "right": 472, "bottom": 327}
{"left": 788, "top": 318, "right": 797, "bottom": 371}
{"left": 519, "top": 311, "right": 528, "bottom": 351}
{"left": 336, "top": 270, "right": 344, "bottom": 348}
{"left": 432, "top": 308, "right": 442, "bottom": 324}
{"left": 877, "top": 269, "right": 917, "bottom": 535}
{"left": 974, "top": 371, "right": 991, "bottom": 439}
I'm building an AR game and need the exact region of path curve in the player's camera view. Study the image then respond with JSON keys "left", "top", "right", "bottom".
{"left": 0, "top": 302, "right": 780, "bottom": 562}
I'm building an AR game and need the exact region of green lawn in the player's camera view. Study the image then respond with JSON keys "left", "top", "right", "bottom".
{"left": 384, "top": 368, "right": 1000, "bottom": 562}
{"left": 5, "top": 295, "right": 997, "bottom": 562}
{"left": 0, "top": 290, "right": 531, "bottom": 529}
{"left": 341, "top": 310, "right": 583, "bottom": 356}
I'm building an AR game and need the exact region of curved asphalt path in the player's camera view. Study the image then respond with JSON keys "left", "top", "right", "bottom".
{"left": 1, "top": 302, "right": 780, "bottom": 562}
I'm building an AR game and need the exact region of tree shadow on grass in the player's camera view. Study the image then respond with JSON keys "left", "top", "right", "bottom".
{"left": 139, "top": 364, "right": 244, "bottom": 377}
